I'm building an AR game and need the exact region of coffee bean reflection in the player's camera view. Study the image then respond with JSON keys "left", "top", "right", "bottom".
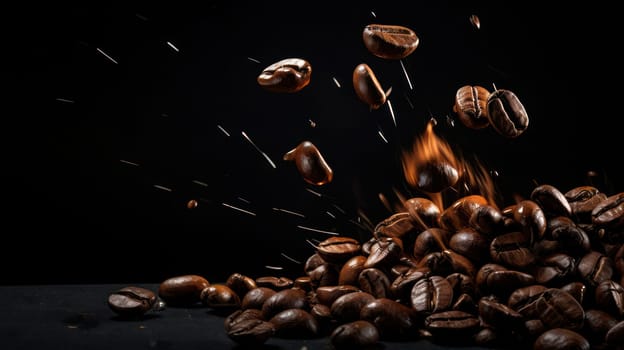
{"left": 283, "top": 141, "right": 333, "bottom": 186}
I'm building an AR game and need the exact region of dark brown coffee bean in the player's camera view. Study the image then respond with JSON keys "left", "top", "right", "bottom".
{"left": 330, "top": 320, "right": 380, "bottom": 348}
{"left": 283, "top": 141, "right": 333, "bottom": 186}
{"left": 255, "top": 276, "right": 294, "bottom": 291}
{"left": 338, "top": 255, "right": 367, "bottom": 286}
{"left": 486, "top": 269, "right": 535, "bottom": 299}
{"left": 261, "top": 288, "right": 308, "bottom": 320}
{"left": 362, "top": 24, "right": 419, "bottom": 59}
{"left": 475, "top": 263, "right": 506, "bottom": 296}
{"left": 225, "top": 273, "right": 257, "bottom": 299}
{"left": 531, "top": 184, "right": 572, "bottom": 218}
{"left": 304, "top": 253, "right": 326, "bottom": 274}
{"left": 360, "top": 298, "right": 419, "bottom": 340}
{"left": 257, "top": 58, "right": 311, "bottom": 93}
{"left": 468, "top": 204, "right": 505, "bottom": 236}
{"left": 560, "top": 282, "right": 587, "bottom": 306}
{"left": 439, "top": 195, "right": 488, "bottom": 232}
{"left": 404, "top": 197, "right": 441, "bottom": 232}
{"left": 352, "top": 63, "right": 386, "bottom": 109}
{"left": 523, "top": 319, "right": 546, "bottom": 341}
{"left": 330, "top": 291, "right": 375, "bottom": 323}
{"left": 317, "top": 236, "right": 361, "bottom": 264}
{"left": 241, "top": 287, "right": 276, "bottom": 310}
{"left": 486, "top": 89, "right": 529, "bottom": 138}
{"left": 449, "top": 228, "right": 490, "bottom": 264}
{"left": 473, "top": 327, "right": 501, "bottom": 347}
{"left": 358, "top": 268, "right": 390, "bottom": 299}
{"left": 310, "top": 303, "right": 333, "bottom": 333}
{"left": 605, "top": 320, "right": 624, "bottom": 346}
{"left": 507, "top": 285, "right": 547, "bottom": 311}
{"left": 453, "top": 293, "right": 478, "bottom": 314}
{"left": 374, "top": 212, "right": 419, "bottom": 254}
{"left": 533, "top": 328, "right": 589, "bottom": 350}
{"left": 594, "top": 280, "right": 624, "bottom": 317}
{"left": 108, "top": 286, "right": 156, "bottom": 318}
{"left": 412, "top": 227, "right": 452, "bottom": 261}
{"left": 364, "top": 236, "right": 403, "bottom": 268}
{"left": 453, "top": 85, "right": 490, "bottom": 130}
{"left": 269, "top": 308, "right": 319, "bottom": 338}
{"left": 583, "top": 309, "right": 618, "bottom": 343}
{"left": 308, "top": 263, "right": 339, "bottom": 288}
{"left": 293, "top": 276, "right": 312, "bottom": 292}
{"left": 534, "top": 253, "right": 576, "bottom": 286}
{"left": 224, "top": 309, "right": 275, "bottom": 346}
{"left": 547, "top": 216, "right": 591, "bottom": 255}
{"left": 565, "top": 186, "right": 607, "bottom": 223}
{"left": 478, "top": 298, "right": 523, "bottom": 331}
{"left": 424, "top": 310, "right": 480, "bottom": 339}
{"left": 526, "top": 288, "right": 585, "bottom": 331}
{"left": 490, "top": 231, "right": 535, "bottom": 269}
{"left": 411, "top": 275, "right": 453, "bottom": 315}
{"left": 200, "top": 284, "right": 241, "bottom": 310}
{"left": 414, "top": 161, "right": 460, "bottom": 193}
{"left": 592, "top": 192, "right": 624, "bottom": 229}
{"left": 417, "top": 252, "right": 454, "bottom": 277}
{"left": 577, "top": 251, "right": 613, "bottom": 287}
{"left": 315, "top": 285, "right": 360, "bottom": 306}
{"left": 391, "top": 267, "right": 428, "bottom": 301}
{"left": 158, "top": 274, "right": 210, "bottom": 306}
{"left": 446, "top": 273, "right": 475, "bottom": 297}
{"left": 513, "top": 200, "right": 547, "bottom": 244}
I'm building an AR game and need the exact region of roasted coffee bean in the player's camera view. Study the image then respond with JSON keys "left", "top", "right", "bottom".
{"left": 414, "top": 161, "right": 460, "bottom": 193}
{"left": 362, "top": 24, "right": 419, "bottom": 59}
{"left": 358, "top": 268, "right": 390, "bottom": 298}
{"left": 304, "top": 253, "right": 326, "bottom": 275}
{"left": 293, "top": 276, "right": 312, "bottom": 292}
{"left": 583, "top": 309, "right": 618, "bottom": 343}
{"left": 594, "top": 280, "right": 624, "bottom": 317}
{"left": 308, "top": 263, "right": 339, "bottom": 288}
{"left": 424, "top": 310, "right": 480, "bottom": 339}
{"left": 338, "top": 256, "right": 368, "bottom": 286}
{"left": 417, "top": 252, "right": 454, "bottom": 277}
{"left": 330, "top": 291, "right": 375, "bottom": 323}
{"left": 361, "top": 237, "right": 377, "bottom": 256}
{"left": 513, "top": 200, "right": 547, "bottom": 244}
{"left": 531, "top": 184, "right": 572, "bottom": 218}
{"left": 615, "top": 244, "right": 624, "bottom": 275}
{"left": 315, "top": 285, "right": 360, "bottom": 306}
{"left": 317, "top": 236, "right": 361, "bottom": 264}
{"left": 490, "top": 231, "right": 535, "bottom": 270}
{"left": 108, "top": 286, "right": 157, "bottom": 318}
{"left": 374, "top": 212, "right": 419, "bottom": 252}
{"left": 224, "top": 309, "right": 275, "bottom": 346}
{"left": 269, "top": 308, "right": 319, "bottom": 338}
{"left": 453, "top": 293, "right": 478, "bottom": 314}
{"left": 446, "top": 272, "right": 475, "bottom": 297}
{"left": 310, "top": 303, "right": 333, "bottom": 333}
{"left": 478, "top": 298, "right": 523, "bottom": 331}
{"left": 255, "top": 276, "right": 294, "bottom": 290}
{"left": 410, "top": 275, "right": 453, "bottom": 314}
{"left": 352, "top": 63, "right": 386, "bottom": 109}
{"left": 330, "top": 320, "right": 380, "bottom": 348}
{"left": 548, "top": 216, "right": 591, "bottom": 255}
{"left": 453, "top": 85, "right": 490, "bottom": 130}
{"left": 521, "top": 288, "right": 585, "bottom": 331}
{"left": 225, "top": 273, "right": 257, "bottom": 299}
{"left": 475, "top": 263, "right": 506, "bottom": 296}
{"left": 592, "top": 192, "right": 624, "bottom": 229}
{"left": 443, "top": 249, "right": 477, "bottom": 278}
{"left": 523, "top": 319, "right": 547, "bottom": 341}
{"left": 413, "top": 227, "right": 452, "bottom": 261}
{"left": 535, "top": 253, "right": 576, "bottom": 286}
{"left": 439, "top": 195, "right": 488, "bottom": 232}
{"left": 257, "top": 57, "right": 311, "bottom": 93}
{"left": 605, "top": 320, "right": 624, "bottom": 346}
{"left": 283, "top": 141, "right": 333, "bottom": 186}
{"left": 533, "top": 328, "right": 589, "bottom": 350}
{"left": 507, "top": 285, "right": 548, "bottom": 311}
{"left": 486, "top": 89, "right": 529, "bottom": 138}
{"left": 364, "top": 236, "right": 403, "bottom": 268}
{"left": 486, "top": 269, "right": 535, "bottom": 299}
{"left": 360, "top": 298, "right": 418, "bottom": 339}
{"left": 261, "top": 288, "right": 308, "bottom": 320}
{"left": 473, "top": 327, "right": 501, "bottom": 347}
{"left": 560, "top": 282, "right": 587, "bottom": 306}
{"left": 449, "top": 228, "right": 490, "bottom": 264}
{"left": 468, "top": 204, "right": 505, "bottom": 236}
{"left": 158, "top": 274, "right": 210, "bottom": 306}
{"left": 404, "top": 197, "right": 441, "bottom": 231}
{"left": 565, "top": 186, "right": 607, "bottom": 223}
{"left": 391, "top": 267, "right": 428, "bottom": 301}
{"left": 241, "top": 287, "right": 276, "bottom": 310}
{"left": 200, "top": 284, "right": 241, "bottom": 310}
{"left": 577, "top": 251, "right": 613, "bottom": 287}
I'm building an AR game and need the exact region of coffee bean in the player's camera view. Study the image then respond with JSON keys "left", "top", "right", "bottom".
{"left": 108, "top": 286, "right": 157, "bottom": 319}
{"left": 317, "top": 236, "right": 361, "bottom": 264}
{"left": 374, "top": 212, "right": 420, "bottom": 252}
{"left": 439, "top": 195, "right": 488, "bottom": 232}
{"left": 358, "top": 268, "right": 390, "bottom": 298}
{"left": 362, "top": 24, "right": 419, "bottom": 59}
{"left": 364, "top": 236, "right": 403, "bottom": 268}
{"left": 507, "top": 285, "right": 547, "bottom": 311}
{"left": 158, "top": 274, "right": 209, "bottom": 306}
{"left": 413, "top": 227, "right": 452, "bottom": 261}
{"left": 241, "top": 287, "right": 276, "bottom": 310}
{"left": 605, "top": 320, "right": 624, "bottom": 346}
{"left": 583, "top": 309, "right": 618, "bottom": 343}
{"left": 490, "top": 231, "right": 535, "bottom": 270}
{"left": 411, "top": 275, "right": 453, "bottom": 314}
{"left": 360, "top": 298, "right": 418, "bottom": 339}
{"left": 560, "top": 282, "right": 587, "bottom": 306}
{"left": 338, "top": 255, "right": 368, "bottom": 286}
{"left": 261, "top": 288, "right": 308, "bottom": 320}
{"left": 255, "top": 276, "right": 294, "bottom": 290}
{"left": 200, "top": 284, "right": 241, "bottom": 310}
{"left": 478, "top": 298, "right": 523, "bottom": 331}
{"left": 352, "top": 63, "right": 386, "bottom": 109}
{"left": 225, "top": 273, "right": 257, "bottom": 299}
{"left": 391, "top": 267, "right": 428, "bottom": 301}
{"left": 486, "top": 89, "right": 529, "bottom": 138}
{"left": 424, "top": 310, "right": 480, "bottom": 339}
{"left": 513, "top": 200, "right": 547, "bottom": 244}
{"left": 315, "top": 285, "right": 360, "bottom": 306}
{"left": 449, "top": 228, "right": 490, "bottom": 264}
{"left": 283, "top": 140, "right": 333, "bottom": 186}
{"left": 257, "top": 58, "right": 311, "bottom": 93}
{"left": 592, "top": 192, "right": 624, "bottom": 229}
{"left": 577, "top": 251, "right": 613, "bottom": 287}
{"left": 525, "top": 288, "right": 585, "bottom": 331}
{"left": 404, "top": 197, "right": 441, "bottom": 232}
{"left": 330, "top": 320, "right": 379, "bottom": 348}
{"left": 565, "top": 186, "right": 607, "bottom": 223}
{"left": 415, "top": 161, "right": 460, "bottom": 193}
{"left": 468, "top": 204, "right": 505, "bottom": 237}
{"left": 594, "top": 280, "right": 624, "bottom": 317}
{"left": 533, "top": 328, "right": 589, "bottom": 350}
{"left": 224, "top": 309, "right": 275, "bottom": 346}
{"left": 534, "top": 253, "right": 576, "bottom": 286}
{"left": 531, "top": 184, "right": 572, "bottom": 218}
{"left": 269, "top": 308, "right": 319, "bottom": 338}
{"left": 330, "top": 291, "right": 375, "bottom": 323}
{"left": 547, "top": 216, "right": 591, "bottom": 255}
{"left": 453, "top": 85, "right": 490, "bottom": 130}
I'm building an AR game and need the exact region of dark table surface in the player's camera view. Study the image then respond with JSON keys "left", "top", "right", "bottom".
{"left": 0, "top": 283, "right": 495, "bottom": 350}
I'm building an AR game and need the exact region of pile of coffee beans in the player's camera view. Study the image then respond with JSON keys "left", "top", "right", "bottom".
{"left": 109, "top": 184, "right": 624, "bottom": 349}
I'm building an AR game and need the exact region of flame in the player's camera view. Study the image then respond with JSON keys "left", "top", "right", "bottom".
{"left": 401, "top": 119, "right": 500, "bottom": 210}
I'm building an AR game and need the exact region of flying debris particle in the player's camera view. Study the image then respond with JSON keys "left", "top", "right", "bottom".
{"left": 166, "top": 41, "right": 179, "bottom": 52}
{"left": 492, "top": 82, "right": 498, "bottom": 91}
{"left": 445, "top": 115, "right": 456, "bottom": 128}
{"left": 135, "top": 13, "right": 148, "bottom": 21}
{"left": 192, "top": 180, "right": 208, "bottom": 187}
{"left": 237, "top": 197, "right": 251, "bottom": 204}
{"left": 272, "top": 207, "right": 306, "bottom": 218}
{"left": 326, "top": 211, "right": 336, "bottom": 219}
{"left": 161, "top": 113, "right": 169, "bottom": 118}
{"left": 305, "top": 188, "right": 322, "bottom": 197}
{"left": 387, "top": 99, "right": 397, "bottom": 127}
{"left": 308, "top": 119, "right": 316, "bottom": 128}
{"left": 247, "top": 57, "right": 261, "bottom": 64}
{"left": 96, "top": 48, "right": 118, "bottom": 64}
{"left": 187, "top": 200, "right": 198, "bottom": 209}
{"left": 265, "top": 265, "right": 283, "bottom": 271}
{"left": 371, "top": 11, "right": 377, "bottom": 18}
{"left": 153, "top": 185, "right": 172, "bottom": 192}
{"left": 242, "top": 131, "right": 277, "bottom": 169}
{"left": 378, "top": 130, "right": 388, "bottom": 143}
{"left": 56, "top": 98, "right": 75, "bottom": 103}
{"left": 221, "top": 202, "right": 257, "bottom": 216}
{"left": 404, "top": 93, "right": 414, "bottom": 109}
{"left": 217, "top": 124, "right": 230, "bottom": 137}
{"left": 332, "top": 204, "right": 346, "bottom": 215}
{"left": 399, "top": 60, "right": 413, "bottom": 90}
{"left": 305, "top": 239, "right": 319, "bottom": 249}
{"left": 332, "top": 77, "right": 341, "bottom": 88}
{"left": 280, "top": 253, "right": 302, "bottom": 264}
{"left": 297, "top": 225, "right": 339, "bottom": 236}
{"left": 470, "top": 14, "right": 481, "bottom": 29}
{"left": 119, "top": 159, "right": 140, "bottom": 167}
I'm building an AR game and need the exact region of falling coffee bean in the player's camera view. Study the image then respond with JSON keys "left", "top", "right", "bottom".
{"left": 362, "top": 24, "right": 419, "bottom": 60}
{"left": 486, "top": 89, "right": 529, "bottom": 138}
{"left": 283, "top": 140, "right": 333, "bottom": 186}
{"left": 453, "top": 85, "right": 490, "bottom": 130}
{"left": 352, "top": 63, "right": 386, "bottom": 109}
{"left": 257, "top": 58, "right": 311, "bottom": 93}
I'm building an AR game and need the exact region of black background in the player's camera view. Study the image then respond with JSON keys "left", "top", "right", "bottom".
{"left": 3, "top": 2, "right": 621, "bottom": 284}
